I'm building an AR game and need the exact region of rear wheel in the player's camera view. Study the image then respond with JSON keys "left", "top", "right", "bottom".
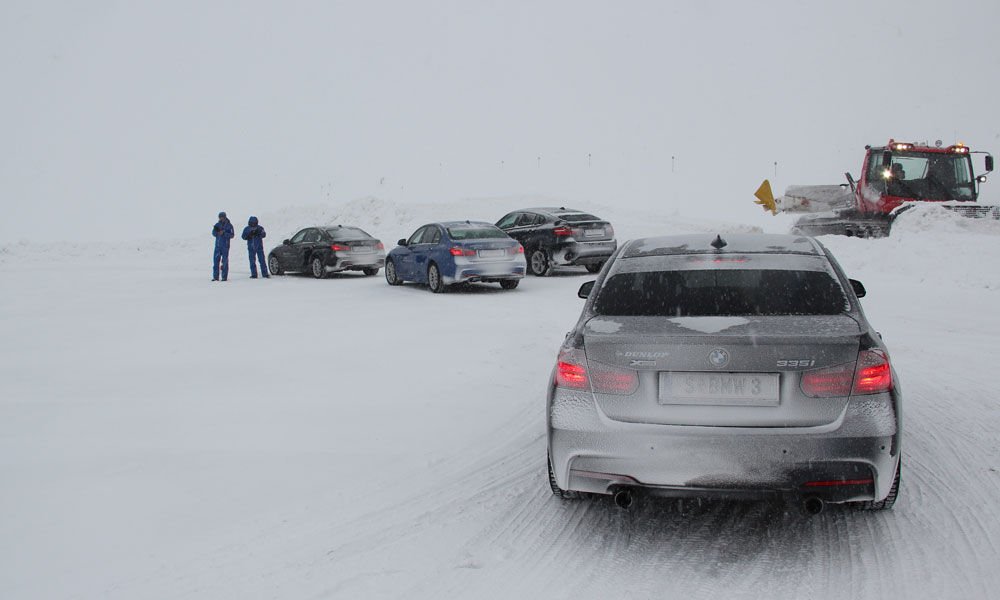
{"left": 499, "top": 279, "right": 519, "bottom": 290}
{"left": 529, "top": 249, "right": 552, "bottom": 276}
{"left": 427, "top": 263, "right": 446, "bottom": 293}
{"left": 267, "top": 255, "right": 283, "bottom": 276}
{"left": 548, "top": 456, "right": 580, "bottom": 499}
{"left": 362, "top": 267, "right": 379, "bottom": 276}
{"left": 853, "top": 459, "right": 900, "bottom": 511}
{"left": 384, "top": 259, "right": 402, "bottom": 285}
{"left": 311, "top": 257, "right": 327, "bottom": 279}
{"left": 585, "top": 262, "right": 604, "bottom": 274}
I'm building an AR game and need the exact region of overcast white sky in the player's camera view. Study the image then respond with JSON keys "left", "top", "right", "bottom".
{"left": 2, "top": 0, "right": 999, "bottom": 242}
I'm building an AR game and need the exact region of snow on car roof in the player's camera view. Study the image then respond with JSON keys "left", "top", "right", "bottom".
{"left": 622, "top": 234, "right": 821, "bottom": 258}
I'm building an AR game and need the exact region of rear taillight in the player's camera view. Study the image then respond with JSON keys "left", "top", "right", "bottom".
{"left": 449, "top": 247, "right": 476, "bottom": 257}
{"left": 375, "top": 242, "right": 385, "bottom": 250}
{"left": 555, "top": 360, "right": 588, "bottom": 389}
{"left": 800, "top": 363, "right": 854, "bottom": 397}
{"left": 553, "top": 226, "right": 573, "bottom": 237}
{"left": 589, "top": 361, "right": 639, "bottom": 394}
{"left": 800, "top": 349, "right": 892, "bottom": 398}
{"left": 606, "top": 225, "right": 614, "bottom": 238}
{"left": 513, "top": 244, "right": 524, "bottom": 254}
{"left": 554, "top": 351, "right": 638, "bottom": 395}
{"left": 852, "top": 349, "right": 892, "bottom": 394}
{"left": 331, "top": 244, "right": 350, "bottom": 252}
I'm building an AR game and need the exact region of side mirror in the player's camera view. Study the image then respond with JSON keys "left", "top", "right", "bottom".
{"left": 849, "top": 279, "right": 866, "bottom": 298}
{"left": 977, "top": 175, "right": 988, "bottom": 184}
{"left": 986, "top": 155, "right": 994, "bottom": 173}
{"left": 282, "top": 239, "right": 291, "bottom": 245}
{"left": 397, "top": 238, "right": 408, "bottom": 247}
{"left": 881, "top": 150, "right": 892, "bottom": 168}
{"left": 578, "top": 280, "right": 595, "bottom": 299}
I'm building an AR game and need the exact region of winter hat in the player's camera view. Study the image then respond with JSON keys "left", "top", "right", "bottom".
{"left": 218, "top": 211, "right": 227, "bottom": 218}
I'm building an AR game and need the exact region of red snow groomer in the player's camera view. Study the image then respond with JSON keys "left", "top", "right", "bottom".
{"left": 755, "top": 140, "right": 997, "bottom": 237}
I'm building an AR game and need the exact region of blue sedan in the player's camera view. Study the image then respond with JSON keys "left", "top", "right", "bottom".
{"left": 384, "top": 221, "right": 527, "bottom": 292}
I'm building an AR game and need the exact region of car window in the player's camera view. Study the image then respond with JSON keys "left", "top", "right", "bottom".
{"left": 516, "top": 213, "right": 539, "bottom": 227}
{"left": 425, "top": 227, "right": 441, "bottom": 244}
{"left": 290, "top": 229, "right": 308, "bottom": 243}
{"left": 324, "top": 227, "right": 372, "bottom": 240}
{"left": 559, "top": 213, "right": 599, "bottom": 223}
{"left": 593, "top": 269, "right": 849, "bottom": 316}
{"left": 408, "top": 226, "right": 429, "bottom": 245}
{"left": 496, "top": 213, "right": 520, "bottom": 229}
{"left": 303, "top": 229, "right": 321, "bottom": 243}
{"left": 447, "top": 226, "right": 509, "bottom": 240}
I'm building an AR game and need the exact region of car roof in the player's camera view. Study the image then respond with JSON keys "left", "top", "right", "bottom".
{"left": 515, "top": 207, "right": 589, "bottom": 217}
{"left": 437, "top": 220, "right": 498, "bottom": 228}
{"left": 319, "top": 225, "right": 365, "bottom": 231}
{"left": 621, "top": 233, "right": 824, "bottom": 259}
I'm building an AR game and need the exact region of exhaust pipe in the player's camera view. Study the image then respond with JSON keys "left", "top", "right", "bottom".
{"left": 802, "top": 496, "right": 825, "bottom": 516}
{"left": 613, "top": 488, "right": 634, "bottom": 510}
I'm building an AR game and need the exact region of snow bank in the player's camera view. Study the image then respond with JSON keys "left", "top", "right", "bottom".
{"left": 1, "top": 195, "right": 766, "bottom": 266}
{"left": 890, "top": 203, "right": 1000, "bottom": 236}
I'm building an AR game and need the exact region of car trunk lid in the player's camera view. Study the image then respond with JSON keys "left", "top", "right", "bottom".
{"left": 581, "top": 314, "right": 861, "bottom": 427}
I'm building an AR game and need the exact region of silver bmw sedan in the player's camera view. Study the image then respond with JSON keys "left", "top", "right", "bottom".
{"left": 546, "top": 233, "right": 901, "bottom": 514}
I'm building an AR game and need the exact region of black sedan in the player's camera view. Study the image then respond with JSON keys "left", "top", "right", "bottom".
{"left": 267, "top": 226, "right": 386, "bottom": 278}
{"left": 496, "top": 207, "right": 617, "bottom": 276}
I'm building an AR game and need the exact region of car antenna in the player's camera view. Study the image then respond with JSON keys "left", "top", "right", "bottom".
{"left": 710, "top": 234, "right": 727, "bottom": 249}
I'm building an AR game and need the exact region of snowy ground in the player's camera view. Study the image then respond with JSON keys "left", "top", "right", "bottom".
{"left": 2, "top": 200, "right": 999, "bottom": 599}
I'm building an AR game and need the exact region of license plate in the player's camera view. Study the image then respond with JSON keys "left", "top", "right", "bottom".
{"left": 658, "top": 372, "right": 780, "bottom": 406}
{"left": 584, "top": 228, "right": 604, "bottom": 237}
{"left": 352, "top": 246, "right": 371, "bottom": 253}
{"left": 478, "top": 249, "right": 505, "bottom": 258}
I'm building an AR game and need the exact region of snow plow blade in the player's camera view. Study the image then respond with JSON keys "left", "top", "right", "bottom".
{"left": 777, "top": 185, "right": 854, "bottom": 214}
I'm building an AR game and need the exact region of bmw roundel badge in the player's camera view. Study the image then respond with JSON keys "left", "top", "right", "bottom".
{"left": 708, "top": 348, "right": 730, "bottom": 368}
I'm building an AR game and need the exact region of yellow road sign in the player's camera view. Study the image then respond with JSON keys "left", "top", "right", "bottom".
{"left": 754, "top": 180, "right": 777, "bottom": 215}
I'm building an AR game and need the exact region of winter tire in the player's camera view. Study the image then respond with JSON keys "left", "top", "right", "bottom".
{"left": 500, "top": 279, "right": 519, "bottom": 290}
{"left": 548, "top": 455, "right": 580, "bottom": 499}
{"left": 853, "top": 458, "right": 900, "bottom": 511}
{"left": 385, "top": 259, "right": 402, "bottom": 286}
{"left": 362, "top": 267, "right": 379, "bottom": 277}
{"left": 268, "top": 255, "right": 283, "bottom": 276}
{"left": 311, "top": 257, "right": 327, "bottom": 279}
{"left": 427, "top": 263, "right": 446, "bottom": 293}
{"left": 585, "top": 262, "right": 604, "bottom": 274}
{"left": 529, "top": 249, "right": 552, "bottom": 276}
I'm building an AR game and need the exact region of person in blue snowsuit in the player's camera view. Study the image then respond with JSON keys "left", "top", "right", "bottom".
{"left": 242, "top": 216, "right": 269, "bottom": 278}
{"left": 212, "top": 212, "right": 235, "bottom": 281}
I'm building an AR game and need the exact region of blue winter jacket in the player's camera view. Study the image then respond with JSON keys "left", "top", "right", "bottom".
{"left": 242, "top": 216, "right": 267, "bottom": 252}
{"left": 213, "top": 218, "right": 235, "bottom": 250}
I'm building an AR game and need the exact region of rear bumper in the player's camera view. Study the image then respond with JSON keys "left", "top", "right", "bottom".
{"left": 325, "top": 254, "right": 386, "bottom": 271}
{"left": 444, "top": 257, "right": 527, "bottom": 284}
{"left": 548, "top": 387, "right": 899, "bottom": 503}
{"left": 550, "top": 240, "right": 617, "bottom": 266}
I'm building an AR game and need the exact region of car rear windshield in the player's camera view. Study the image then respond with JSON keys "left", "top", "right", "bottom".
{"left": 447, "top": 226, "right": 509, "bottom": 240}
{"left": 558, "top": 213, "right": 600, "bottom": 223}
{"left": 593, "top": 269, "right": 849, "bottom": 316}
{"left": 324, "top": 227, "right": 372, "bottom": 240}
